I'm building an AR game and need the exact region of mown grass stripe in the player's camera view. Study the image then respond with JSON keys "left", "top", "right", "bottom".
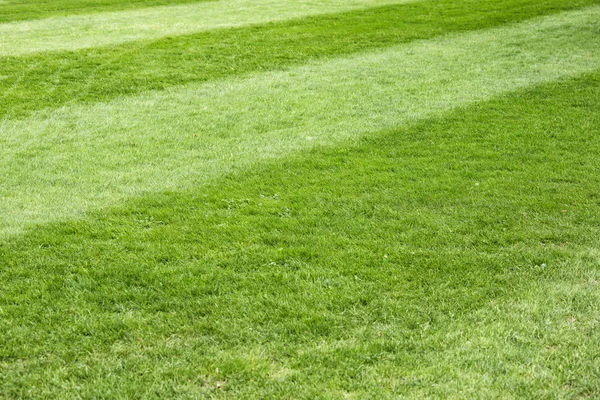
{"left": 1, "top": 6, "right": 599, "bottom": 239}
{"left": 0, "top": 0, "right": 213, "bottom": 23}
{"left": 0, "top": 0, "right": 419, "bottom": 57}
{"left": 2, "top": 0, "right": 597, "bottom": 119}
{"left": 1, "top": 68, "right": 599, "bottom": 398}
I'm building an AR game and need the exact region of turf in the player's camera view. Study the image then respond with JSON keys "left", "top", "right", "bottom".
{"left": 1, "top": 6, "right": 599, "bottom": 237}
{"left": 1, "top": 0, "right": 597, "bottom": 119}
{"left": 1, "top": 69, "right": 599, "bottom": 399}
{"left": 0, "top": 0, "right": 212, "bottom": 23}
{"left": 0, "top": 0, "right": 415, "bottom": 56}
{"left": 1, "top": 0, "right": 599, "bottom": 397}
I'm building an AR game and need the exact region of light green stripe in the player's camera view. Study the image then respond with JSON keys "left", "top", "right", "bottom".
{"left": 0, "top": 0, "right": 420, "bottom": 57}
{"left": 1, "top": 7, "right": 599, "bottom": 238}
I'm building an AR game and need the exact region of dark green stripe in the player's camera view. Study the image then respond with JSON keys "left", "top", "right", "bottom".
{"left": 0, "top": 0, "right": 215, "bottom": 23}
{"left": 1, "top": 0, "right": 598, "bottom": 120}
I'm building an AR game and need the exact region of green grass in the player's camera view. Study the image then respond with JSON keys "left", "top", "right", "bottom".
{"left": 1, "top": 0, "right": 599, "bottom": 397}
{"left": 1, "top": 0, "right": 597, "bottom": 119}
{"left": 1, "top": 70, "right": 599, "bottom": 398}
{"left": 0, "top": 0, "right": 414, "bottom": 56}
{"left": 0, "top": 0, "right": 212, "bottom": 23}
{"left": 1, "top": 6, "right": 599, "bottom": 237}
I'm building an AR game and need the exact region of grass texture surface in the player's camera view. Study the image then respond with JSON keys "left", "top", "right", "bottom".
{"left": 1, "top": 0, "right": 596, "bottom": 119}
{"left": 1, "top": 0, "right": 599, "bottom": 398}
{"left": 0, "top": 0, "right": 417, "bottom": 56}
{"left": 0, "top": 0, "right": 212, "bottom": 23}
{"left": 1, "top": 6, "right": 599, "bottom": 237}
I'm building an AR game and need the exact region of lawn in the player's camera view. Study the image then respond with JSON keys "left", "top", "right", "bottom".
{"left": 1, "top": 0, "right": 599, "bottom": 398}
